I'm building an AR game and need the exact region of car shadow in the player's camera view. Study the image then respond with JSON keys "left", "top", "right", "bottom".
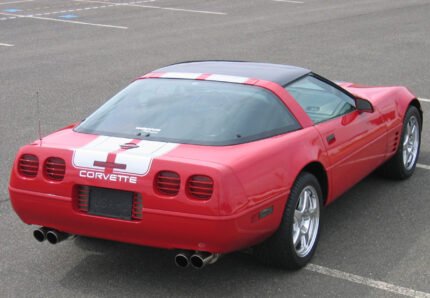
{"left": 62, "top": 236, "right": 293, "bottom": 297}
{"left": 316, "top": 169, "right": 429, "bottom": 276}
{"left": 58, "top": 170, "right": 429, "bottom": 296}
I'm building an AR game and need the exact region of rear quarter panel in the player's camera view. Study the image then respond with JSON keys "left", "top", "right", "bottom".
{"left": 167, "top": 126, "right": 329, "bottom": 221}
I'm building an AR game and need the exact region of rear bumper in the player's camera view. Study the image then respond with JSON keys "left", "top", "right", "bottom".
{"left": 9, "top": 186, "right": 287, "bottom": 253}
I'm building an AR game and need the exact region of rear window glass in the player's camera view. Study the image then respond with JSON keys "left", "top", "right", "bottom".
{"left": 75, "top": 78, "right": 301, "bottom": 145}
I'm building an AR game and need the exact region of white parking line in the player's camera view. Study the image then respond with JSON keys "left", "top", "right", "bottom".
{"left": 0, "top": 11, "right": 127, "bottom": 29}
{"left": 125, "top": 3, "right": 226, "bottom": 15}
{"left": 75, "top": 0, "right": 156, "bottom": 3}
{"left": 76, "top": 0, "right": 226, "bottom": 15}
{"left": 0, "top": 1, "right": 154, "bottom": 20}
{"left": 273, "top": 0, "right": 305, "bottom": 3}
{"left": 31, "top": 5, "right": 114, "bottom": 17}
{"left": 419, "top": 98, "right": 430, "bottom": 103}
{"left": 306, "top": 264, "right": 430, "bottom": 297}
{"left": 0, "top": 0, "right": 225, "bottom": 22}
{"left": 417, "top": 163, "right": 430, "bottom": 170}
{"left": 0, "top": 42, "right": 14, "bottom": 46}
{"left": 0, "top": 0, "right": 33, "bottom": 5}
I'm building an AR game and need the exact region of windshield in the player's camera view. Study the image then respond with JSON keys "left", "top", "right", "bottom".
{"left": 75, "top": 78, "right": 300, "bottom": 145}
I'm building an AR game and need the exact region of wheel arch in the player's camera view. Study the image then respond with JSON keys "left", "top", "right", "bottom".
{"left": 409, "top": 98, "right": 423, "bottom": 126}
{"left": 299, "top": 162, "right": 329, "bottom": 205}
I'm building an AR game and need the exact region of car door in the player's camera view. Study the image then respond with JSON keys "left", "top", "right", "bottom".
{"left": 286, "top": 75, "right": 387, "bottom": 201}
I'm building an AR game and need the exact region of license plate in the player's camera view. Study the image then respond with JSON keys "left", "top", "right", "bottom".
{"left": 88, "top": 187, "right": 134, "bottom": 220}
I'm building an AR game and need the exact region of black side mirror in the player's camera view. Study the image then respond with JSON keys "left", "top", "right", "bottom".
{"left": 356, "top": 98, "right": 374, "bottom": 113}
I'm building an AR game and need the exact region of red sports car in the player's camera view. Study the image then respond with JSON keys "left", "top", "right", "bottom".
{"left": 9, "top": 61, "right": 422, "bottom": 269}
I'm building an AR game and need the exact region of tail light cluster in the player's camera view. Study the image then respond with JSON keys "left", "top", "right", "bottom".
{"left": 155, "top": 171, "right": 180, "bottom": 196}
{"left": 154, "top": 171, "right": 214, "bottom": 200}
{"left": 186, "top": 175, "right": 214, "bottom": 200}
{"left": 18, "top": 154, "right": 39, "bottom": 178}
{"left": 18, "top": 154, "right": 65, "bottom": 181}
{"left": 17, "top": 153, "right": 214, "bottom": 201}
{"left": 44, "top": 157, "right": 66, "bottom": 181}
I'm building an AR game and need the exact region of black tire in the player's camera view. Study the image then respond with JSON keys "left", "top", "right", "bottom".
{"left": 254, "top": 172, "right": 322, "bottom": 269}
{"left": 379, "top": 105, "right": 422, "bottom": 180}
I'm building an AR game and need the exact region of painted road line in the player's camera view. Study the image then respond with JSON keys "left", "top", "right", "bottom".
{"left": 0, "top": 0, "right": 33, "bottom": 5}
{"left": 417, "top": 163, "right": 430, "bottom": 170}
{"left": 3, "top": 8, "right": 21, "bottom": 12}
{"left": 74, "top": 0, "right": 156, "bottom": 4}
{"left": 125, "top": 4, "right": 226, "bottom": 15}
{"left": 306, "top": 264, "right": 430, "bottom": 298}
{"left": 418, "top": 98, "right": 430, "bottom": 103}
{"left": 59, "top": 14, "right": 78, "bottom": 19}
{"left": 0, "top": 12, "right": 127, "bottom": 28}
{"left": 30, "top": 5, "right": 114, "bottom": 17}
{"left": 75, "top": 0, "right": 226, "bottom": 15}
{"left": 273, "top": 0, "right": 305, "bottom": 3}
{"left": 0, "top": 42, "right": 14, "bottom": 46}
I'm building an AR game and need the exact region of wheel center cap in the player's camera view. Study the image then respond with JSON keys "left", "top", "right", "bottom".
{"left": 300, "top": 224, "right": 308, "bottom": 234}
{"left": 300, "top": 217, "right": 310, "bottom": 232}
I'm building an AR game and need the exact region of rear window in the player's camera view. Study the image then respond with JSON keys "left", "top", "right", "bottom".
{"left": 75, "top": 78, "right": 301, "bottom": 145}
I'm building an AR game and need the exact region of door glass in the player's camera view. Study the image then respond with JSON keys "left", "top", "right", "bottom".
{"left": 286, "top": 76, "right": 356, "bottom": 123}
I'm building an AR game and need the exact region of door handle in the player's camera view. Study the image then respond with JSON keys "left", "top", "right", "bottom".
{"left": 326, "top": 134, "right": 336, "bottom": 144}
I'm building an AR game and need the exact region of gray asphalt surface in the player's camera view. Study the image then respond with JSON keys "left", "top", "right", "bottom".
{"left": 0, "top": 0, "right": 429, "bottom": 297}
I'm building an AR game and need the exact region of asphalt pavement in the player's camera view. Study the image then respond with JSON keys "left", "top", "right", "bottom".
{"left": 0, "top": 0, "right": 429, "bottom": 297}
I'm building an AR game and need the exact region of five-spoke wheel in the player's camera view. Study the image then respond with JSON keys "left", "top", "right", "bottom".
{"left": 380, "top": 105, "right": 421, "bottom": 179}
{"left": 402, "top": 115, "right": 420, "bottom": 171}
{"left": 254, "top": 172, "right": 322, "bottom": 269}
{"left": 293, "top": 186, "right": 320, "bottom": 258}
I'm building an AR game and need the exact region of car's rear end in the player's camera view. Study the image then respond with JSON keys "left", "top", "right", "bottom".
{"left": 9, "top": 75, "right": 304, "bottom": 256}
{"left": 10, "top": 132, "right": 285, "bottom": 254}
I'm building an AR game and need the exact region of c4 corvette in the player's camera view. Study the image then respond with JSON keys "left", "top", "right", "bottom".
{"left": 9, "top": 61, "right": 423, "bottom": 269}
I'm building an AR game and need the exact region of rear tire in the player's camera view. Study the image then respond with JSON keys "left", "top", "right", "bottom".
{"left": 380, "top": 106, "right": 421, "bottom": 179}
{"left": 254, "top": 172, "right": 322, "bottom": 269}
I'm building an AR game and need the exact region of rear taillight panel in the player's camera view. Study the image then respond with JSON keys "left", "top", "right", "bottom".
{"left": 155, "top": 171, "right": 181, "bottom": 196}
{"left": 18, "top": 154, "right": 39, "bottom": 178}
{"left": 153, "top": 171, "right": 215, "bottom": 201}
{"left": 44, "top": 157, "right": 66, "bottom": 181}
{"left": 186, "top": 175, "right": 214, "bottom": 200}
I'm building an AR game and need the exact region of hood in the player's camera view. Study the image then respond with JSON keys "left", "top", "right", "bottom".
{"left": 337, "top": 82, "right": 416, "bottom": 106}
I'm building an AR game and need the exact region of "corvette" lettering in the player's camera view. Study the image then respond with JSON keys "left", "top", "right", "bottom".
{"left": 79, "top": 170, "right": 137, "bottom": 184}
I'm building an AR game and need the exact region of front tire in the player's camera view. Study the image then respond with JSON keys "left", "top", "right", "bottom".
{"left": 254, "top": 172, "right": 322, "bottom": 269}
{"left": 380, "top": 105, "right": 421, "bottom": 179}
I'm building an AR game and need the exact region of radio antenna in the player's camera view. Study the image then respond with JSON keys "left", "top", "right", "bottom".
{"left": 36, "top": 91, "right": 42, "bottom": 143}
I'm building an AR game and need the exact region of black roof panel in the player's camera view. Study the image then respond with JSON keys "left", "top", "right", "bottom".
{"left": 154, "top": 61, "right": 310, "bottom": 85}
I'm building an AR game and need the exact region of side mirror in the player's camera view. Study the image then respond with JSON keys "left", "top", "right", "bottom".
{"left": 356, "top": 98, "right": 374, "bottom": 113}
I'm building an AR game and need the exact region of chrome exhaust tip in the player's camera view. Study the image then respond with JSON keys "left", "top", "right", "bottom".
{"left": 46, "top": 230, "right": 70, "bottom": 244}
{"left": 33, "top": 227, "right": 50, "bottom": 242}
{"left": 174, "top": 251, "right": 192, "bottom": 268}
{"left": 190, "top": 252, "right": 221, "bottom": 269}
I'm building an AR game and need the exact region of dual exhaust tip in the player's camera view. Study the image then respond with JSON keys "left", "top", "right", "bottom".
{"left": 175, "top": 251, "right": 221, "bottom": 269}
{"left": 33, "top": 227, "right": 71, "bottom": 244}
{"left": 34, "top": 228, "right": 218, "bottom": 269}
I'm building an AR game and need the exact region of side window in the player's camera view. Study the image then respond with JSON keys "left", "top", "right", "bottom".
{"left": 285, "top": 75, "right": 356, "bottom": 123}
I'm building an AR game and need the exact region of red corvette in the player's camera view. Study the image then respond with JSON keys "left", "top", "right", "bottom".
{"left": 9, "top": 61, "right": 423, "bottom": 269}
